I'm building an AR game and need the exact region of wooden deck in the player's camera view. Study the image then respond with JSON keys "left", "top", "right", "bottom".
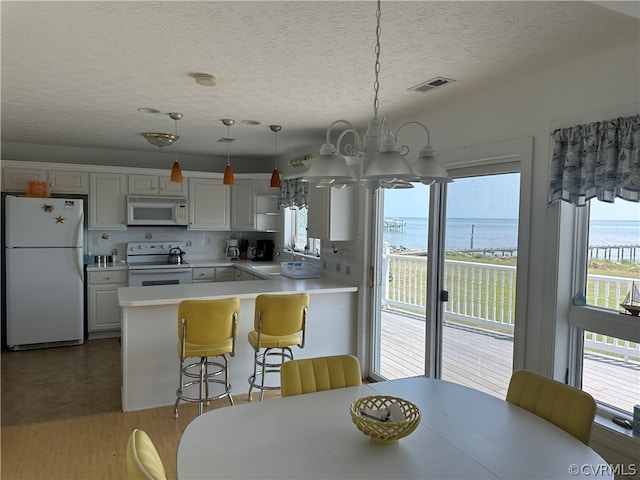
{"left": 379, "top": 309, "right": 639, "bottom": 412}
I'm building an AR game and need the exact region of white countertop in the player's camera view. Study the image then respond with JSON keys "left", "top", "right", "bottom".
{"left": 85, "top": 262, "right": 128, "bottom": 272}
{"left": 118, "top": 260, "right": 357, "bottom": 307}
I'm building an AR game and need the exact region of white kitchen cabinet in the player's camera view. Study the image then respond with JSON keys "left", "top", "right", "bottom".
{"left": 188, "top": 178, "right": 230, "bottom": 230}
{"left": 192, "top": 266, "right": 235, "bottom": 283}
{"left": 234, "top": 269, "right": 255, "bottom": 281}
{"left": 215, "top": 266, "right": 235, "bottom": 282}
{"left": 255, "top": 194, "right": 280, "bottom": 232}
{"left": 231, "top": 180, "right": 255, "bottom": 230}
{"left": 2, "top": 166, "right": 87, "bottom": 194}
{"left": 307, "top": 185, "right": 357, "bottom": 241}
{"left": 47, "top": 169, "right": 88, "bottom": 194}
{"left": 89, "top": 173, "right": 128, "bottom": 230}
{"left": 87, "top": 270, "right": 128, "bottom": 334}
{"left": 2, "top": 167, "right": 47, "bottom": 192}
{"left": 128, "top": 174, "right": 185, "bottom": 196}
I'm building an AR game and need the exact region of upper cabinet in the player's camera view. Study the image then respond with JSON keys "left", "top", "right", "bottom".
{"left": 307, "top": 185, "right": 357, "bottom": 241}
{"left": 89, "top": 173, "right": 127, "bottom": 230}
{"left": 231, "top": 180, "right": 255, "bottom": 230}
{"left": 128, "top": 174, "right": 185, "bottom": 196}
{"left": 255, "top": 194, "right": 280, "bottom": 232}
{"left": 188, "top": 178, "right": 231, "bottom": 230}
{"left": 231, "top": 178, "right": 281, "bottom": 232}
{"left": 2, "top": 166, "right": 88, "bottom": 194}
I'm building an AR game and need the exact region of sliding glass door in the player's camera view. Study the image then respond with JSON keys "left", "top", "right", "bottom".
{"left": 370, "top": 139, "right": 530, "bottom": 396}
{"left": 373, "top": 184, "right": 430, "bottom": 379}
{"left": 439, "top": 173, "right": 520, "bottom": 398}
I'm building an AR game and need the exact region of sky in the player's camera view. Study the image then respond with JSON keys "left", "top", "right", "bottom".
{"left": 384, "top": 174, "right": 640, "bottom": 222}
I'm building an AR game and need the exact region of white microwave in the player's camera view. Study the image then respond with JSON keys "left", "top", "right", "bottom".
{"left": 127, "top": 196, "right": 188, "bottom": 226}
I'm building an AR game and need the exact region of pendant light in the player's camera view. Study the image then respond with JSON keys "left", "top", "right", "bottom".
{"left": 270, "top": 125, "right": 282, "bottom": 188}
{"left": 169, "top": 113, "right": 183, "bottom": 183}
{"left": 222, "top": 119, "right": 235, "bottom": 186}
{"left": 305, "top": 0, "right": 451, "bottom": 189}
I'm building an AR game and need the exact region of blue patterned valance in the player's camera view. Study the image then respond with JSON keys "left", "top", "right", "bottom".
{"left": 280, "top": 178, "right": 308, "bottom": 208}
{"left": 549, "top": 115, "right": 640, "bottom": 206}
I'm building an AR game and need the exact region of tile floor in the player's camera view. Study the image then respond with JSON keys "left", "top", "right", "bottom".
{"left": 1, "top": 338, "right": 121, "bottom": 427}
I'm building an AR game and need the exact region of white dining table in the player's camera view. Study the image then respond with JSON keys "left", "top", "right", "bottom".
{"left": 176, "top": 377, "right": 611, "bottom": 479}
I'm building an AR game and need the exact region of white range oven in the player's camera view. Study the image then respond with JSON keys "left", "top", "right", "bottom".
{"left": 126, "top": 241, "right": 192, "bottom": 287}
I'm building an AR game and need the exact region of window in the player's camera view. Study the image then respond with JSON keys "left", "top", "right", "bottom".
{"left": 283, "top": 206, "right": 320, "bottom": 256}
{"left": 571, "top": 200, "right": 640, "bottom": 415}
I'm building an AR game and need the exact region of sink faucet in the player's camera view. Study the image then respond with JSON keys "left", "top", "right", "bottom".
{"left": 284, "top": 247, "right": 298, "bottom": 262}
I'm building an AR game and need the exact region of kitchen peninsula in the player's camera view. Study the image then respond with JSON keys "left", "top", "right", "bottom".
{"left": 118, "top": 263, "right": 358, "bottom": 412}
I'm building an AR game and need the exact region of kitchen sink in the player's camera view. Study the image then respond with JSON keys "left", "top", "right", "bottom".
{"left": 251, "top": 265, "right": 282, "bottom": 275}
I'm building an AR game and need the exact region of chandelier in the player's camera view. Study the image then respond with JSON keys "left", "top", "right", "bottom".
{"left": 304, "top": 0, "right": 451, "bottom": 189}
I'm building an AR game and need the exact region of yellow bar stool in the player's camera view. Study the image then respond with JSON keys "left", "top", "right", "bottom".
{"left": 247, "top": 293, "right": 309, "bottom": 401}
{"left": 173, "top": 298, "right": 239, "bottom": 417}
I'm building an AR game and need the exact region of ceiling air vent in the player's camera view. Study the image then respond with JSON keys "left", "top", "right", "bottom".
{"left": 408, "top": 77, "right": 456, "bottom": 93}
{"left": 218, "top": 137, "right": 236, "bottom": 143}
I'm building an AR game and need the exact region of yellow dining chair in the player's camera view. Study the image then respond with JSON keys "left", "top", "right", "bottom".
{"left": 506, "top": 369, "right": 596, "bottom": 444}
{"left": 280, "top": 354, "right": 362, "bottom": 397}
{"left": 173, "top": 298, "right": 239, "bottom": 417}
{"left": 126, "top": 428, "right": 167, "bottom": 480}
{"left": 247, "top": 293, "right": 309, "bottom": 401}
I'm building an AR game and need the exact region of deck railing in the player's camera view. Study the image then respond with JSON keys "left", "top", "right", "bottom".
{"left": 383, "top": 251, "right": 639, "bottom": 360}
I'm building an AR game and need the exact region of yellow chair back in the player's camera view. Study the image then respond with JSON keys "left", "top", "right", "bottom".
{"left": 125, "top": 429, "right": 167, "bottom": 480}
{"left": 281, "top": 354, "right": 362, "bottom": 397}
{"left": 506, "top": 369, "right": 596, "bottom": 444}
{"left": 254, "top": 293, "right": 309, "bottom": 336}
{"left": 177, "top": 298, "right": 239, "bottom": 346}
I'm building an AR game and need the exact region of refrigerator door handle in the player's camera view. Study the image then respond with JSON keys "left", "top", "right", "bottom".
{"left": 75, "top": 212, "right": 85, "bottom": 280}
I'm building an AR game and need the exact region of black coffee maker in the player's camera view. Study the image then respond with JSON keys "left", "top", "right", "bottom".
{"left": 254, "top": 239, "right": 274, "bottom": 261}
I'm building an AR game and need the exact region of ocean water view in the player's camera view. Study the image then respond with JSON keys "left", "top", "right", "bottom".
{"left": 383, "top": 217, "right": 640, "bottom": 262}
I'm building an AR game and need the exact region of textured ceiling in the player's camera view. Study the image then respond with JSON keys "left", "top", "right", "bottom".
{"left": 1, "top": 1, "right": 638, "bottom": 165}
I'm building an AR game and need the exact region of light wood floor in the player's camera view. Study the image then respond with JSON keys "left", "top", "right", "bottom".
{"left": 0, "top": 339, "right": 280, "bottom": 480}
{"left": 1, "top": 394, "right": 280, "bottom": 480}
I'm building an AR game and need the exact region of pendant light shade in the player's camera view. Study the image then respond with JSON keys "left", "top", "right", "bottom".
{"left": 223, "top": 164, "right": 234, "bottom": 185}
{"left": 170, "top": 161, "right": 183, "bottom": 183}
{"left": 270, "top": 168, "right": 281, "bottom": 188}
{"left": 222, "top": 119, "right": 235, "bottom": 186}
{"left": 168, "top": 113, "right": 183, "bottom": 183}
{"left": 270, "top": 125, "right": 282, "bottom": 188}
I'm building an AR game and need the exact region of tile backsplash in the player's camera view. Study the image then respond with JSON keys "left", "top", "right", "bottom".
{"left": 85, "top": 227, "right": 278, "bottom": 263}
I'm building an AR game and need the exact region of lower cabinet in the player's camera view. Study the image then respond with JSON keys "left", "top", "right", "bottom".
{"left": 235, "top": 269, "right": 255, "bottom": 281}
{"left": 87, "top": 270, "right": 128, "bottom": 334}
{"left": 192, "top": 266, "right": 235, "bottom": 283}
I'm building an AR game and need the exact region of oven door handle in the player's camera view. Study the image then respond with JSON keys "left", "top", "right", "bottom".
{"left": 129, "top": 267, "right": 192, "bottom": 274}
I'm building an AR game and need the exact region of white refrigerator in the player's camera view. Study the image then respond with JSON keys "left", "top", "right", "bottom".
{"left": 5, "top": 196, "right": 85, "bottom": 349}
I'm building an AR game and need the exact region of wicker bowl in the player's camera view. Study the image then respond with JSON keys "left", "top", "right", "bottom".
{"left": 349, "top": 395, "right": 422, "bottom": 444}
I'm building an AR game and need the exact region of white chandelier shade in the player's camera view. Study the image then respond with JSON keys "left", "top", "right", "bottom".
{"left": 303, "top": 0, "right": 451, "bottom": 189}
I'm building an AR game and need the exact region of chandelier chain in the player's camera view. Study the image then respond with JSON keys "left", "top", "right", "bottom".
{"left": 373, "top": 0, "right": 382, "bottom": 119}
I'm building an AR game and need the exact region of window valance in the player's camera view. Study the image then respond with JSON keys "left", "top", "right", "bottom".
{"left": 548, "top": 114, "right": 639, "bottom": 206}
{"left": 280, "top": 178, "right": 308, "bottom": 208}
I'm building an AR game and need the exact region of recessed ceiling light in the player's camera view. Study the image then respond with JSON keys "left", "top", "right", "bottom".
{"left": 137, "top": 107, "right": 161, "bottom": 114}
{"left": 240, "top": 120, "right": 261, "bottom": 126}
